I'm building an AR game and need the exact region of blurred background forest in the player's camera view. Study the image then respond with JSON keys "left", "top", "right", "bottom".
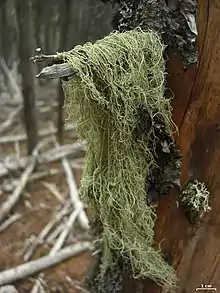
{"left": 0, "top": 1, "right": 115, "bottom": 292}
{"left": 0, "top": 0, "right": 115, "bottom": 152}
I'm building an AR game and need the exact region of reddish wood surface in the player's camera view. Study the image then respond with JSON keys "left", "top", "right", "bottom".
{"left": 124, "top": 0, "right": 220, "bottom": 292}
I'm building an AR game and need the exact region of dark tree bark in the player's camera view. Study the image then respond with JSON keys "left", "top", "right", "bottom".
{"left": 57, "top": 0, "right": 71, "bottom": 144}
{"left": 16, "top": 0, "right": 38, "bottom": 154}
{"left": 0, "top": 0, "right": 12, "bottom": 68}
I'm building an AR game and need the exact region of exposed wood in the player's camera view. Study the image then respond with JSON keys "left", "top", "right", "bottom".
{"left": 36, "top": 63, "right": 75, "bottom": 79}
{"left": 30, "top": 51, "right": 63, "bottom": 64}
{"left": 142, "top": 0, "right": 220, "bottom": 292}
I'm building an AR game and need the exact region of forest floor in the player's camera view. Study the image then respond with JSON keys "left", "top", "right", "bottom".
{"left": 0, "top": 82, "right": 91, "bottom": 293}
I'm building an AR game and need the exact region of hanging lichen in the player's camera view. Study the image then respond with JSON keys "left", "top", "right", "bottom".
{"left": 58, "top": 29, "right": 179, "bottom": 291}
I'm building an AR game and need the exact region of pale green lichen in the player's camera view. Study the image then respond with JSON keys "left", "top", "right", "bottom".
{"left": 59, "top": 29, "right": 177, "bottom": 291}
{"left": 180, "top": 180, "right": 211, "bottom": 222}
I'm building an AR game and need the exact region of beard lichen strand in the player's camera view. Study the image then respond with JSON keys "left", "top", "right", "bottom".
{"left": 59, "top": 29, "right": 177, "bottom": 291}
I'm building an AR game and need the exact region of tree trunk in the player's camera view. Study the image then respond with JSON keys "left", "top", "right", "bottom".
{"left": 16, "top": 0, "right": 38, "bottom": 155}
{"left": 57, "top": 0, "right": 71, "bottom": 144}
{"left": 118, "top": 0, "right": 220, "bottom": 292}
{"left": 0, "top": 0, "right": 12, "bottom": 68}
{"left": 154, "top": 1, "right": 220, "bottom": 291}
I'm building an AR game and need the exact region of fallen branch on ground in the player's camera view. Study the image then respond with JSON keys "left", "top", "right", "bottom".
{"left": 0, "top": 213, "right": 22, "bottom": 233}
{"left": 0, "top": 141, "right": 86, "bottom": 178}
{"left": 2, "top": 168, "right": 61, "bottom": 193}
{"left": 0, "top": 285, "right": 19, "bottom": 293}
{"left": 0, "top": 139, "right": 51, "bottom": 223}
{"left": 46, "top": 223, "right": 65, "bottom": 244}
{"left": 14, "top": 141, "right": 21, "bottom": 159}
{"left": 65, "top": 277, "right": 89, "bottom": 293}
{"left": 30, "top": 273, "right": 46, "bottom": 293}
{"left": 0, "top": 123, "right": 76, "bottom": 144}
{"left": 0, "top": 241, "right": 93, "bottom": 286}
{"left": 61, "top": 157, "right": 89, "bottom": 230}
{"left": 2, "top": 158, "right": 84, "bottom": 193}
{"left": 50, "top": 207, "right": 83, "bottom": 254}
{"left": 50, "top": 136, "right": 89, "bottom": 230}
{"left": 24, "top": 201, "right": 71, "bottom": 261}
{"left": 41, "top": 181, "right": 64, "bottom": 203}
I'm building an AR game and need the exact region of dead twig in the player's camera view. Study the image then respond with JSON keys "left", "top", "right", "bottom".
{"left": 36, "top": 64, "right": 75, "bottom": 79}
{"left": 41, "top": 181, "right": 64, "bottom": 203}
{"left": 0, "top": 242, "right": 93, "bottom": 286}
{"left": 46, "top": 223, "right": 65, "bottom": 244}
{"left": 0, "top": 213, "right": 22, "bottom": 233}
{"left": 2, "top": 168, "right": 61, "bottom": 193}
{"left": 30, "top": 49, "right": 75, "bottom": 79}
{"left": 29, "top": 168, "right": 61, "bottom": 181}
{"left": 50, "top": 207, "right": 83, "bottom": 255}
{"left": 61, "top": 157, "right": 89, "bottom": 230}
{"left": 30, "top": 273, "right": 47, "bottom": 293}
{"left": 65, "top": 277, "right": 89, "bottom": 293}
{"left": 23, "top": 201, "right": 71, "bottom": 261}
{"left": 30, "top": 49, "right": 62, "bottom": 64}
{"left": 14, "top": 141, "right": 21, "bottom": 159}
{"left": 51, "top": 134, "right": 89, "bottom": 230}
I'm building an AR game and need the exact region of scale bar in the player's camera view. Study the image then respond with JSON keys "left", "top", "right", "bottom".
{"left": 196, "top": 289, "right": 217, "bottom": 291}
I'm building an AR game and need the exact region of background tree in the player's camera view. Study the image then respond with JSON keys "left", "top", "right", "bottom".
{"left": 15, "top": 0, "right": 38, "bottom": 154}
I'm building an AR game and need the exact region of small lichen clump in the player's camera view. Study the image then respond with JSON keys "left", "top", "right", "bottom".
{"left": 180, "top": 180, "right": 211, "bottom": 222}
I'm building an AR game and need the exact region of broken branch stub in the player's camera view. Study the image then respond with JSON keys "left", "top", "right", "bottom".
{"left": 36, "top": 63, "right": 75, "bottom": 79}
{"left": 30, "top": 52, "right": 62, "bottom": 64}
{"left": 30, "top": 51, "right": 75, "bottom": 79}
